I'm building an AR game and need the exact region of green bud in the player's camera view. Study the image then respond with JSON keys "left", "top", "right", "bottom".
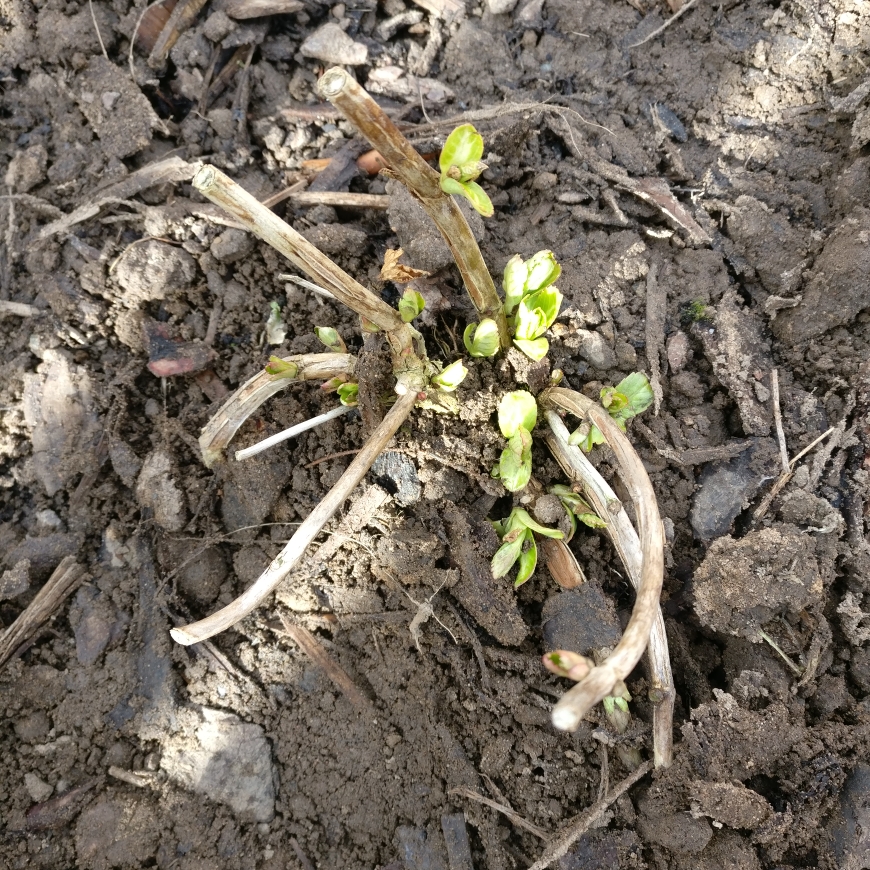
{"left": 398, "top": 288, "right": 425, "bottom": 323}
{"left": 265, "top": 356, "right": 299, "bottom": 379}
{"left": 315, "top": 326, "right": 347, "bottom": 354}
{"left": 431, "top": 359, "right": 468, "bottom": 392}
{"left": 337, "top": 382, "right": 359, "bottom": 406}
{"left": 463, "top": 319, "right": 500, "bottom": 358}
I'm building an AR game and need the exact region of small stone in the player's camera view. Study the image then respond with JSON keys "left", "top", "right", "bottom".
{"left": 666, "top": 330, "right": 691, "bottom": 373}
{"left": 161, "top": 707, "right": 275, "bottom": 822}
{"left": 636, "top": 809, "right": 713, "bottom": 855}
{"left": 109, "top": 439, "right": 142, "bottom": 489}
{"left": 6, "top": 534, "right": 82, "bottom": 579}
{"left": 24, "top": 773, "right": 54, "bottom": 803}
{"left": 72, "top": 586, "right": 129, "bottom": 666}
{"left": 542, "top": 584, "right": 622, "bottom": 654}
{"left": 202, "top": 10, "right": 235, "bottom": 41}
{"left": 487, "top": 0, "right": 519, "bottom": 12}
{"left": 372, "top": 452, "right": 421, "bottom": 506}
{"left": 207, "top": 107, "right": 235, "bottom": 139}
{"left": 4, "top": 143, "right": 48, "bottom": 192}
{"left": 300, "top": 22, "right": 368, "bottom": 65}
{"left": 531, "top": 494, "right": 563, "bottom": 525}
{"left": 100, "top": 91, "right": 119, "bottom": 111}
{"left": 0, "top": 559, "right": 30, "bottom": 600}
{"left": 75, "top": 799, "right": 161, "bottom": 868}
{"left": 115, "top": 240, "right": 197, "bottom": 305}
{"left": 573, "top": 329, "right": 617, "bottom": 370}
{"left": 135, "top": 450, "right": 188, "bottom": 532}
{"left": 301, "top": 223, "right": 368, "bottom": 257}
{"left": 210, "top": 228, "right": 255, "bottom": 263}
{"left": 689, "top": 781, "right": 772, "bottom": 829}
{"left": 177, "top": 546, "right": 227, "bottom": 605}
{"left": 14, "top": 711, "right": 51, "bottom": 743}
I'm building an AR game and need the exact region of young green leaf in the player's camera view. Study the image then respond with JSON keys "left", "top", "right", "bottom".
{"left": 606, "top": 372, "right": 654, "bottom": 427}
{"left": 525, "top": 250, "right": 561, "bottom": 292}
{"left": 491, "top": 533, "right": 526, "bottom": 579}
{"left": 502, "top": 250, "right": 561, "bottom": 315}
{"left": 513, "top": 337, "right": 549, "bottom": 361}
{"left": 522, "top": 286, "right": 563, "bottom": 331}
{"left": 431, "top": 359, "right": 467, "bottom": 392}
{"left": 463, "top": 319, "right": 500, "bottom": 358}
{"left": 514, "top": 533, "right": 537, "bottom": 586}
{"left": 510, "top": 508, "right": 564, "bottom": 539}
{"left": 398, "top": 288, "right": 425, "bottom": 323}
{"left": 336, "top": 382, "right": 359, "bottom": 406}
{"left": 497, "top": 390, "right": 537, "bottom": 438}
{"left": 315, "top": 326, "right": 347, "bottom": 353}
{"left": 498, "top": 432, "right": 532, "bottom": 492}
{"left": 265, "top": 356, "right": 299, "bottom": 379}
{"left": 502, "top": 254, "right": 527, "bottom": 315}
{"left": 439, "top": 124, "right": 485, "bottom": 178}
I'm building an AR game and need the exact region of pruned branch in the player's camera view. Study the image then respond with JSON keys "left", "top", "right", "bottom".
{"left": 538, "top": 387, "right": 665, "bottom": 733}
{"left": 316, "top": 67, "right": 510, "bottom": 348}
{"left": 171, "top": 389, "right": 418, "bottom": 645}
{"left": 199, "top": 352, "right": 354, "bottom": 467}
{"left": 543, "top": 409, "right": 673, "bottom": 767}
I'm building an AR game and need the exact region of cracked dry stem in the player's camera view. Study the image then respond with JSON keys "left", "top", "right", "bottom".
{"left": 171, "top": 389, "right": 419, "bottom": 645}
{"left": 316, "top": 67, "right": 510, "bottom": 349}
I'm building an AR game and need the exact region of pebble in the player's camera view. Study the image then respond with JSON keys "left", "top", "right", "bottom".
{"left": 6, "top": 533, "right": 82, "bottom": 579}
{"left": 394, "top": 825, "right": 449, "bottom": 870}
{"left": 542, "top": 585, "right": 621, "bottom": 655}
{"left": 372, "top": 452, "right": 421, "bottom": 506}
{"left": 24, "top": 773, "right": 54, "bottom": 803}
{"left": 109, "top": 439, "right": 142, "bottom": 489}
{"left": 14, "top": 711, "right": 51, "bottom": 743}
{"left": 210, "top": 228, "right": 255, "bottom": 263}
{"left": 689, "top": 438, "right": 778, "bottom": 542}
{"left": 161, "top": 707, "right": 275, "bottom": 822}
{"left": 300, "top": 22, "right": 368, "bottom": 65}
{"left": 572, "top": 329, "right": 617, "bottom": 370}
{"left": 114, "top": 240, "right": 197, "bottom": 305}
{"left": 135, "top": 450, "right": 188, "bottom": 532}
{"left": 487, "top": 0, "right": 520, "bottom": 12}
{"left": 829, "top": 762, "right": 870, "bottom": 868}
{"left": 72, "top": 586, "right": 129, "bottom": 666}
{"left": 0, "top": 559, "right": 30, "bottom": 600}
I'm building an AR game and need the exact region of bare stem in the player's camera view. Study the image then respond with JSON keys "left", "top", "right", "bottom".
{"left": 316, "top": 67, "right": 510, "bottom": 348}
{"left": 544, "top": 409, "right": 674, "bottom": 767}
{"left": 192, "top": 164, "right": 423, "bottom": 386}
{"left": 538, "top": 388, "right": 665, "bottom": 734}
{"left": 171, "top": 389, "right": 419, "bottom": 645}
{"left": 199, "top": 352, "right": 355, "bottom": 467}
{"left": 235, "top": 404, "right": 353, "bottom": 461}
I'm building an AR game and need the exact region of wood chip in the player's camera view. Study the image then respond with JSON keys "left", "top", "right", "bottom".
{"left": 223, "top": 0, "right": 303, "bottom": 17}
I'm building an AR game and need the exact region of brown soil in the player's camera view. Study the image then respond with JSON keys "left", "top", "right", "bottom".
{"left": 2, "top": 0, "right": 870, "bottom": 868}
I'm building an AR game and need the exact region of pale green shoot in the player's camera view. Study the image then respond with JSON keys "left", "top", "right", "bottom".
{"left": 265, "top": 356, "right": 299, "bottom": 380}
{"left": 549, "top": 483, "right": 607, "bottom": 540}
{"left": 439, "top": 124, "right": 493, "bottom": 217}
{"left": 315, "top": 326, "right": 347, "bottom": 354}
{"left": 491, "top": 507, "right": 563, "bottom": 586}
{"left": 463, "top": 319, "right": 500, "bottom": 358}
{"left": 398, "top": 288, "right": 425, "bottom": 323}
{"left": 265, "top": 301, "right": 287, "bottom": 345}
{"left": 336, "top": 382, "right": 359, "bottom": 406}
{"left": 569, "top": 372, "right": 655, "bottom": 452}
{"left": 494, "top": 390, "right": 538, "bottom": 491}
{"left": 430, "top": 359, "right": 467, "bottom": 392}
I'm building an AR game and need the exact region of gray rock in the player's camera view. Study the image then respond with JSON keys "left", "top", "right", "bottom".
{"left": 573, "top": 329, "right": 617, "bottom": 370}
{"left": 689, "top": 438, "right": 778, "bottom": 542}
{"left": 636, "top": 809, "right": 713, "bottom": 855}
{"left": 774, "top": 207, "right": 870, "bottom": 344}
{"left": 219, "top": 452, "right": 292, "bottom": 533}
{"left": 301, "top": 223, "right": 368, "bottom": 258}
{"left": 395, "top": 825, "right": 448, "bottom": 870}
{"left": 0, "top": 559, "right": 30, "bottom": 600}
{"left": 177, "top": 546, "right": 227, "bottom": 605}
{"left": 22, "top": 349, "right": 100, "bottom": 497}
{"left": 372, "top": 452, "right": 421, "bottom": 506}
{"left": 135, "top": 450, "right": 188, "bottom": 532}
{"left": 210, "top": 228, "right": 255, "bottom": 263}
{"left": 542, "top": 584, "right": 621, "bottom": 655}
{"left": 487, "top": 0, "right": 519, "bottom": 12}
{"left": 24, "top": 772, "right": 53, "bottom": 803}
{"left": 115, "top": 240, "right": 197, "bottom": 305}
{"left": 828, "top": 762, "right": 870, "bottom": 869}
{"left": 300, "top": 22, "right": 367, "bottom": 65}
{"left": 109, "top": 439, "right": 142, "bottom": 488}
{"left": 75, "top": 798, "right": 161, "bottom": 869}
{"left": 161, "top": 707, "right": 275, "bottom": 822}
{"left": 71, "top": 586, "right": 129, "bottom": 666}
{"left": 4, "top": 143, "right": 48, "bottom": 192}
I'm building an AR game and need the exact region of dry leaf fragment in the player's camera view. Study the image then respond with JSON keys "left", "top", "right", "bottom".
{"left": 380, "top": 248, "right": 430, "bottom": 283}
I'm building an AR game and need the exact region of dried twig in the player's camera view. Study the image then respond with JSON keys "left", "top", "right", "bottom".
{"left": 644, "top": 263, "right": 665, "bottom": 414}
{"left": 0, "top": 557, "right": 86, "bottom": 670}
{"left": 198, "top": 352, "right": 354, "bottom": 467}
{"left": 626, "top": 0, "right": 702, "bottom": 48}
{"left": 538, "top": 389, "right": 665, "bottom": 736}
{"left": 448, "top": 786, "right": 548, "bottom": 839}
{"left": 316, "top": 67, "right": 510, "bottom": 348}
{"left": 287, "top": 191, "right": 390, "bottom": 210}
{"left": 234, "top": 404, "right": 353, "bottom": 461}
{"left": 147, "top": 0, "right": 209, "bottom": 67}
{"left": 279, "top": 614, "right": 376, "bottom": 716}
{"left": 543, "top": 410, "right": 673, "bottom": 768}
{"left": 528, "top": 761, "right": 653, "bottom": 870}
{"left": 171, "top": 389, "right": 418, "bottom": 644}
{"left": 771, "top": 369, "right": 789, "bottom": 474}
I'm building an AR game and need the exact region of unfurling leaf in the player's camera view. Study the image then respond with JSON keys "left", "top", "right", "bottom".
{"left": 498, "top": 436, "right": 532, "bottom": 492}
{"left": 514, "top": 534, "right": 537, "bottom": 586}
{"left": 380, "top": 248, "right": 430, "bottom": 283}
{"left": 502, "top": 250, "right": 561, "bottom": 315}
{"left": 490, "top": 507, "right": 563, "bottom": 582}
{"left": 431, "top": 359, "right": 467, "bottom": 392}
{"left": 513, "top": 337, "right": 549, "bottom": 361}
{"left": 398, "top": 288, "right": 426, "bottom": 322}
{"left": 439, "top": 125, "right": 494, "bottom": 217}
{"left": 463, "top": 319, "right": 500, "bottom": 358}
{"left": 497, "top": 390, "right": 537, "bottom": 438}
{"left": 265, "top": 301, "right": 286, "bottom": 345}
{"left": 265, "top": 356, "right": 299, "bottom": 379}
{"left": 337, "top": 382, "right": 359, "bottom": 406}
{"left": 315, "top": 326, "right": 347, "bottom": 354}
